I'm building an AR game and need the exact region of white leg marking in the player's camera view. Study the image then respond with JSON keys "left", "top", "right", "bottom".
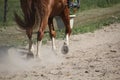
{"left": 52, "top": 37, "right": 56, "bottom": 50}
{"left": 37, "top": 41, "right": 42, "bottom": 58}
{"left": 28, "top": 39, "right": 32, "bottom": 52}
{"left": 65, "top": 34, "right": 69, "bottom": 46}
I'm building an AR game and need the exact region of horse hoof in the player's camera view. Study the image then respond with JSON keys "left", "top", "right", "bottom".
{"left": 61, "top": 45, "right": 69, "bottom": 54}
{"left": 27, "top": 52, "right": 34, "bottom": 59}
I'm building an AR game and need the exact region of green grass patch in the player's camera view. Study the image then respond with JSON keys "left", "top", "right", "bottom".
{"left": 0, "top": 0, "right": 20, "bottom": 26}
{"left": 80, "top": 0, "right": 120, "bottom": 11}
{"left": 73, "top": 15, "right": 120, "bottom": 34}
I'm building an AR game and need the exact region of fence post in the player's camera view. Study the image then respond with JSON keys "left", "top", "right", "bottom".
{"left": 3, "top": 0, "right": 8, "bottom": 23}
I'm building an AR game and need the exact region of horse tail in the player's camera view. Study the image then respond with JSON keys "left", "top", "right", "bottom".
{"left": 14, "top": 0, "right": 36, "bottom": 30}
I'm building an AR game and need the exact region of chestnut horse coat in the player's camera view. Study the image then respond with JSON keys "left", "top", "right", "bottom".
{"left": 15, "top": 0, "right": 71, "bottom": 57}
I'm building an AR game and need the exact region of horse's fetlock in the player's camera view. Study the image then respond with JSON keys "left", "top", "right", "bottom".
{"left": 37, "top": 31, "right": 44, "bottom": 41}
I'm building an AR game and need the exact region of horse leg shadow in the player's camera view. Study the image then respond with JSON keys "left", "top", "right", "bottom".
{"left": 27, "top": 51, "right": 34, "bottom": 59}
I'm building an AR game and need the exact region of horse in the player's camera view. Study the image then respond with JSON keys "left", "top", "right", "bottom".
{"left": 14, "top": 0, "right": 79, "bottom": 58}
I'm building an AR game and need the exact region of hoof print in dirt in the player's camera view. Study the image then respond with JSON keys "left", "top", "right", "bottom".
{"left": 27, "top": 52, "right": 34, "bottom": 59}
{"left": 61, "top": 44, "right": 69, "bottom": 54}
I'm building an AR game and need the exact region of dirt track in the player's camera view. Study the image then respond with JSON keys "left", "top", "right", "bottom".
{"left": 0, "top": 23, "right": 120, "bottom": 80}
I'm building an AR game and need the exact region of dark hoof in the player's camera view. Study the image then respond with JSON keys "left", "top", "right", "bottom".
{"left": 27, "top": 51, "right": 34, "bottom": 59}
{"left": 61, "top": 45, "right": 69, "bottom": 54}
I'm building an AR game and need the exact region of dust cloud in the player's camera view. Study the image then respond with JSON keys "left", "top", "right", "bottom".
{"left": 0, "top": 44, "right": 64, "bottom": 72}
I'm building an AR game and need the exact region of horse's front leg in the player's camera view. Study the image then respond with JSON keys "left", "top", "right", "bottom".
{"left": 26, "top": 29, "right": 34, "bottom": 59}
{"left": 61, "top": 6, "right": 72, "bottom": 54}
{"left": 48, "top": 18, "right": 56, "bottom": 51}
{"left": 36, "top": 29, "right": 45, "bottom": 58}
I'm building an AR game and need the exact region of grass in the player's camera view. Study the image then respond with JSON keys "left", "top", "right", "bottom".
{"left": 76, "top": 15, "right": 120, "bottom": 33}
{"left": 72, "top": 16, "right": 120, "bottom": 34}
{"left": 0, "top": 0, "right": 20, "bottom": 26}
{"left": 0, "top": 0, "right": 120, "bottom": 26}
{"left": 80, "top": 0, "right": 120, "bottom": 11}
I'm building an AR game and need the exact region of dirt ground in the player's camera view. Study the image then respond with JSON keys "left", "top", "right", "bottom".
{"left": 0, "top": 23, "right": 120, "bottom": 80}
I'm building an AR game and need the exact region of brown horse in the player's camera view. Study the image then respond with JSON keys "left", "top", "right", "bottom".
{"left": 14, "top": 0, "right": 71, "bottom": 58}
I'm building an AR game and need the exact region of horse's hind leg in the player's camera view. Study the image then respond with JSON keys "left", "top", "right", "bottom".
{"left": 26, "top": 29, "right": 34, "bottom": 59}
{"left": 60, "top": 6, "right": 71, "bottom": 54}
{"left": 48, "top": 18, "right": 56, "bottom": 50}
